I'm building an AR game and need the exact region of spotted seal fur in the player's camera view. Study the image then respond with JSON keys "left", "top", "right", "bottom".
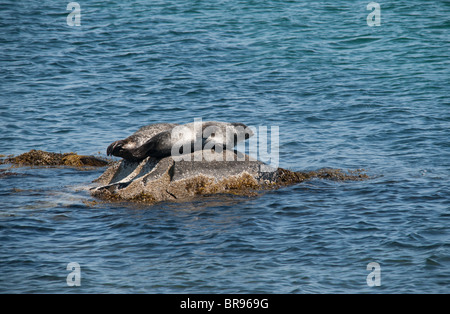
{"left": 107, "top": 121, "right": 253, "bottom": 161}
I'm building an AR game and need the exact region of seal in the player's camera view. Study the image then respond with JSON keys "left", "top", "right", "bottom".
{"left": 107, "top": 123, "right": 179, "bottom": 160}
{"left": 107, "top": 121, "right": 253, "bottom": 161}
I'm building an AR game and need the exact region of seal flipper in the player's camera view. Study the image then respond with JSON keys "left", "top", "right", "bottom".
{"left": 130, "top": 131, "right": 174, "bottom": 159}
{"left": 128, "top": 142, "right": 153, "bottom": 160}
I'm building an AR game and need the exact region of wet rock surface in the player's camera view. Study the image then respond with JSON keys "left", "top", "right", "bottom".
{"left": 91, "top": 150, "right": 369, "bottom": 204}
{"left": 1, "top": 150, "right": 369, "bottom": 204}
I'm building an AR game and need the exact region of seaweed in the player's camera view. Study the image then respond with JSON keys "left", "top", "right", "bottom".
{"left": 275, "top": 167, "right": 370, "bottom": 185}
{"left": 1, "top": 149, "right": 109, "bottom": 167}
{"left": 90, "top": 167, "right": 371, "bottom": 204}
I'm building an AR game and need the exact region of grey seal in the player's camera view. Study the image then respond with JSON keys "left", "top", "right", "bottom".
{"left": 107, "top": 123, "right": 179, "bottom": 161}
{"left": 107, "top": 121, "right": 253, "bottom": 161}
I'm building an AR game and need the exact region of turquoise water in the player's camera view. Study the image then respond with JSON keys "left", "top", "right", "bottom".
{"left": 0, "top": 0, "right": 449, "bottom": 293}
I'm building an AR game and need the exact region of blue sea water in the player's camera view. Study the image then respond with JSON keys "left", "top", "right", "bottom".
{"left": 0, "top": 0, "right": 449, "bottom": 293}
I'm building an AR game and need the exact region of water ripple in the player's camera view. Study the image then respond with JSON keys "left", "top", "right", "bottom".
{"left": 1, "top": 0, "right": 449, "bottom": 293}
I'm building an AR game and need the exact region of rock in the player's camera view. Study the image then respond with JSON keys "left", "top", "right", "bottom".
{"left": 90, "top": 149, "right": 369, "bottom": 204}
{"left": 91, "top": 150, "right": 275, "bottom": 203}
{"left": 1, "top": 149, "right": 109, "bottom": 167}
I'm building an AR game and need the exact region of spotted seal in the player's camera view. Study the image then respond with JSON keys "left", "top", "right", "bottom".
{"left": 107, "top": 121, "right": 253, "bottom": 161}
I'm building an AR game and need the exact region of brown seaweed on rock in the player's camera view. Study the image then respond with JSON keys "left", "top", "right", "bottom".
{"left": 90, "top": 151, "right": 370, "bottom": 204}
{"left": 1, "top": 149, "right": 109, "bottom": 167}
{"left": 275, "top": 167, "right": 369, "bottom": 185}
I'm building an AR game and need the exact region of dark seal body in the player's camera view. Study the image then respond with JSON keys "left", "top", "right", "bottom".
{"left": 107, "top": 123, "right": 179, "bottom": 161}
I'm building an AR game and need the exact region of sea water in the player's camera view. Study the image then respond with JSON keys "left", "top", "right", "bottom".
{"left": 0, "top": 0, "right": 449, "bottom": 293}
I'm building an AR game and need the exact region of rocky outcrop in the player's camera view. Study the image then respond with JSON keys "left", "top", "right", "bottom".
{"left": 90, "top": 150, "right": 369, "bottom": 204}
{"left": 1, "top": 149, "right": 369, "bottom": 204}
{"left": 1, "top": 149, "right": 109, "bottom": 167}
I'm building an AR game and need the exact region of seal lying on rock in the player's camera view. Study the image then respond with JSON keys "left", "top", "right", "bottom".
{"left": 95, "top": 121, "right": 369, "bottom": 204}
{"left": 107, "top": 121, "right": 253, "bottom": 161}
{"left": 107, "top": 123, "right": 179, "bottom": 161}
